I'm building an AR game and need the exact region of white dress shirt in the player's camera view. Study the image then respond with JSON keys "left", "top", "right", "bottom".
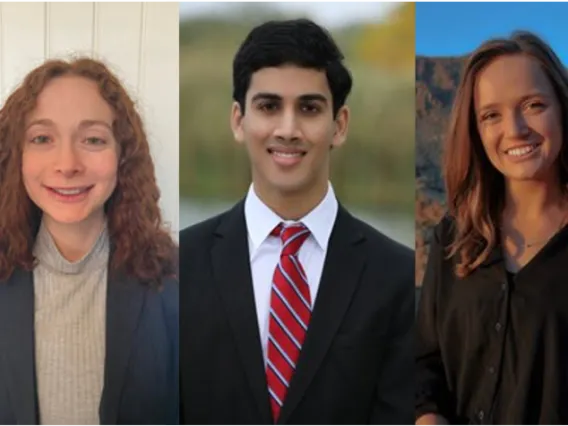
{"left": 244, "top": 182, "right": 339, "bottom": 364}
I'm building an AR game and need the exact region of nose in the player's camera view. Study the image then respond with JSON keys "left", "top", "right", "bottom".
{"left": 54, "top": 142, "right": 84, "bottom": 177}
{"left": 273, "top": 109, "right": 301, "bottom": 142}
{"left": 504, "top": 109, "right": 530, "bottom": 140}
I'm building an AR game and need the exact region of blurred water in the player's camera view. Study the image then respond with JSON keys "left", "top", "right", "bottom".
{"left": 180, "top": 198, "right": 414, "bottom": 249}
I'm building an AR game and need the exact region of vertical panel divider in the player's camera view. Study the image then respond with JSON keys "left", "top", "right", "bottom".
{"left": 44, "top": 2, "right": 49, "bottom": 59}
{"left": 137, "top": 2, "right": 146, "bottom": 97}
{"left": 92, "top": 2, "right": 98, "bottom": 57}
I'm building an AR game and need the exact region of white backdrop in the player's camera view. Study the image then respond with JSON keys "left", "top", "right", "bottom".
{"left": 0, "top": 2, "right": 179, "bottom": 237}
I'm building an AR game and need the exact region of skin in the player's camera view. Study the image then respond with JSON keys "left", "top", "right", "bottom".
{"left": 473, "top": 54, "right": 568, "bottom": 272}
{"left": 474, "top": 54, "right": 562, "bottom": 184}
{"left": 231, "top": 65, "right": 349, "bottom": 220}
{"left": 22, "top": 75, "right": 119, "bottom": 261}
{"left": 416, "top": 414, "right": 449, "bottom": 425}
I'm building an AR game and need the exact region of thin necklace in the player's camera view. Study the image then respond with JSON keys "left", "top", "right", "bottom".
{"left": 524, "top": 209, "right": 568, "bottom": 248}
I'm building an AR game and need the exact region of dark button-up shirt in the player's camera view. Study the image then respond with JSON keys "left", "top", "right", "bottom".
{"left": 416, "top": 216, "right": 568, "bottom": 424}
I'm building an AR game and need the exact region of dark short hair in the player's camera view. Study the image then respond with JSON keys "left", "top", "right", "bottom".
{"left": 232, "top": 18, "right": 353, "bottom": 117}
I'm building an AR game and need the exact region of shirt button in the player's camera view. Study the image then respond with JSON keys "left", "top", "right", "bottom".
{"left": 501, "top": 282, "right": 507, "bottom": 291}
{"left": 478, "top": 410, "right": 485, "bottom": 421}
{"left": 495, "top": 322, "right": 502, "bottom": 331}
{"left": 488, "top": 366, "right": 495, "bottom": 374}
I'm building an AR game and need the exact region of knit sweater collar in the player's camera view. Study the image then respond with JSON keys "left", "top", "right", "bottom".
{"left": 34, "top": 218, "right": 110, "bottom": 275}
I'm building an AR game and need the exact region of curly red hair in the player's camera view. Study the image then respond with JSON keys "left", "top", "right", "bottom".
{"left": 0, "top": 57, "right": 177, "bottom": 286}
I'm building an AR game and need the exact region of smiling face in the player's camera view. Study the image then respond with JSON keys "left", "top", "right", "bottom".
{"left": 22, "top": 75, "right": 119, "bottom": 228}
{"left": 231, "top": 65, "right": 349, "bottom": 204}
{"left": 473, "top": 54, "right": 563, "bottom": 184}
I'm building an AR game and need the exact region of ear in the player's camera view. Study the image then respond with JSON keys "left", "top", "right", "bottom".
{"left": 331, "top": 105, "right": 350, "bottom": 149}
{"left": 230, "top": 101, "right": 245, "bottom": 144}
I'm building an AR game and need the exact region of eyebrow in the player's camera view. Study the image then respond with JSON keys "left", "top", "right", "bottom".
{"left": 250, "top": 92, "right": 329, "bottom": 104}
{"left": 25, "top": 118, "right": 113, "bottom": 131}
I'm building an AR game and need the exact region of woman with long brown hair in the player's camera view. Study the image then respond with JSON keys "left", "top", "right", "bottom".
{"left": 0, "top": 58, "right": 178, "bottom": 425}
{"left": 416, "top": 31, "right": 568, "bottom": 425}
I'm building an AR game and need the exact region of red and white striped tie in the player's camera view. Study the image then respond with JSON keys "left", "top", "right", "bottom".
{"left": 266, "top": 222, "right": 312, "bottom": 423}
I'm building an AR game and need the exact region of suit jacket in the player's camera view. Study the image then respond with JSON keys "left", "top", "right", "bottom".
{"left": 0, "top": 268, "right": 179, "bottom": 425}
{"left": 180, "top": 200, "right": 414, "bottom": 424}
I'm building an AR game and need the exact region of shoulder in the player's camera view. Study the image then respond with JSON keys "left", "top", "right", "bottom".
{"left": 146, "top": 275, "right": 179, "bottom": 337}
{"left": 349, "top": 213, "right": 414, "bottom": 267}
{"left": 179, "top": 203, "right": 240, "bottom": 248}
{"left": 430, "top": 213, "right": 457, "bottom": 249}
{"left": 157, "top": 275, "right": 178, "bottom": 309}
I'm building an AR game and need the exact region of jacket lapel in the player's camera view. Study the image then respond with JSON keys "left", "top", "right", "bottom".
{"left": 99, "top": 270, "right": 147, "bottom": 425}
{"left": 278, "top": 206, "right": 367, "bottom": 424}
{"left": 210, "top": 201, "right": 272, "bottom": 424}
{"left": 0, "top": 269, "right": 38, "bottom": 424}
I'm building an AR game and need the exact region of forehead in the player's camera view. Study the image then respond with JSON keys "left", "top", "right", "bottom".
{"left": 474, "top": 54, "right": 556, "bottom": 108}
{"left": 247, "top": 65, "right": 331, "bottom": 100}
{"left": 29, "top": 75, "right": 113, "bottom": 122}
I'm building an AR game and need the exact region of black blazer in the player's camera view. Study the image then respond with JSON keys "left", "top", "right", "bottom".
{"left": 0, "top": 268, "right": 179, "bottom": 425}
{"left": 180, "top": 200, "right": 415, "bottom": 424}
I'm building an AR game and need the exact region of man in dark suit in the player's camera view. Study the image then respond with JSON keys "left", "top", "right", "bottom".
{"left": 180, "top": 19, "right": 414, "bottom": 425}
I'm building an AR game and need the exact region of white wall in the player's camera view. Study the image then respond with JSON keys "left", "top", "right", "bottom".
{"left": 0, "top": 2, "right": 179, "bottom": 237}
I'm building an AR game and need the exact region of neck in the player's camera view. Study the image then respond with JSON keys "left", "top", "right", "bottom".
{"left": 253, "top": 179, "right": 329, "bottom": 221}
{"left": 43, "top": 212, "right": 106, "bottom": 262}
{"left": 503, "top": 177, "right": 566, "bottom": 222}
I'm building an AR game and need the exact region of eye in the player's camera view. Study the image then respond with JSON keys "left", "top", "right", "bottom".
{"left": 85, "top": 137, "right": 106, "bottom": 145}
{"left": 480, "top": 111, "right": 500, "bottom": 122}
{"left": 30, "top": 135, "right": 51, "bottom": 144}
{"left": 258, "top": 102, "right": 278, "bottom": 113}
{"left": 300, "top": 103, "right": 321, "bottom": 114}
{"left": 525, "top": 100, "right": 546, "bottom": 112}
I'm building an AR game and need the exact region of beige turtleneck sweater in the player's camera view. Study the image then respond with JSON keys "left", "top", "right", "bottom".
{"left": 33, "top": 220, "right": 109, "bottom": 425}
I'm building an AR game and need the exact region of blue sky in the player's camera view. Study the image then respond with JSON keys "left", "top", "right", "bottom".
{"left": 416, "top": 2, "right": 568, "bottom": 64}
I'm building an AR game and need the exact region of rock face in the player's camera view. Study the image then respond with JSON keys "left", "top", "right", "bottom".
{"left": 415, "top": 55, "right": 466, "bottom": 286}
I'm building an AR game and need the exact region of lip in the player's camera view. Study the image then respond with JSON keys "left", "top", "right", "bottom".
{"left": 502, "top": 142, "right": 542, "bottom": 162}
{"left": 503, "top": 142, "right": 542, "bottom": 154}
{"left": 267, "top": 147, "right": 307, "bottom": 155}
{"left": 267, "top": 147, "right": 306, "bottom": 168}
{"left": 47, "top": 186, "right": 92, "bottom": 190}
{"left": 44, "top": 185, "right": 94, "bottom": 203}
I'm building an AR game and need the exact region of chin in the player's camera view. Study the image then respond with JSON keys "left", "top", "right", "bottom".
{"left": 44, "top": 211, "right": 91, "bottom": 226}
{"left": 503, "top": 169, "right": 548, "bottom": 182}
{"left": 270, "top": 180, "right": 310, "bottom": 195}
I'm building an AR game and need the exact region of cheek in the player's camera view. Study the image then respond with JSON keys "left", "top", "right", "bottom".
{"left": 478, "top": 127, "right": 499, "bottom": 157}
{"left": 540, "top": 112, "right": 563, "bottom": 151}
{"left": 303, "top": 119, "right": 333, "bottom": 143}
{"left": 246, "top": 125, "right": 272, "bottom": 148}
{"left": 90, "top": 153, "right": 119, "bottom": 187}
{"left": 21, "top": 151, "right": 44, "bottom": 186}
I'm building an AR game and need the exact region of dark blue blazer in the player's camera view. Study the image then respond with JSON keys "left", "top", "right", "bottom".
{"left": 0, "top": 268, "right": 179, "bottom": 425}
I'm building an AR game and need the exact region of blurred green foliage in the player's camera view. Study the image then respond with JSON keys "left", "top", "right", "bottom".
{"left": 180, "top": 3, "right": 415, "bottom": 214}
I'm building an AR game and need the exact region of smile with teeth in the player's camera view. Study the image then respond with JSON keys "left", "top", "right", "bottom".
{"left": 505, "top": 143, "right": 540, "bottom": 157}
{"left": 268, "top": 148, "right": 306, "bottom": 157}
{"left": 49, "top": 187, "right": 91, "bottom": 195}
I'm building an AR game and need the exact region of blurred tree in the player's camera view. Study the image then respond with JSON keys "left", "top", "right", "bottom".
{"left": 357, "top": 3, "right": 415, "bottom": 73}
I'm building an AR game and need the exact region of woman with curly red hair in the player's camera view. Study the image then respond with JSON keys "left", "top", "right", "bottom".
{"left": 0, "top": 58, "right": 178, "bottom": 425}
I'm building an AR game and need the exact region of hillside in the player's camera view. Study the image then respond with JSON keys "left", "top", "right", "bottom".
{"left": 415, "top": 55, "right": 465, "bottom": 285}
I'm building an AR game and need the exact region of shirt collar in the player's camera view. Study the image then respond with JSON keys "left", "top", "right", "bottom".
{"left": 244, "top": 182, "right": 338, "bottom": 258}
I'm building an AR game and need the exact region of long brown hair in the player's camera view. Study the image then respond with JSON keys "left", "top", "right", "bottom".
{"left": 0, "top": 57, "right": 177, "bottom": 286}
{"left": 443, "top": 31, "right": 568, "bottom": 278}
